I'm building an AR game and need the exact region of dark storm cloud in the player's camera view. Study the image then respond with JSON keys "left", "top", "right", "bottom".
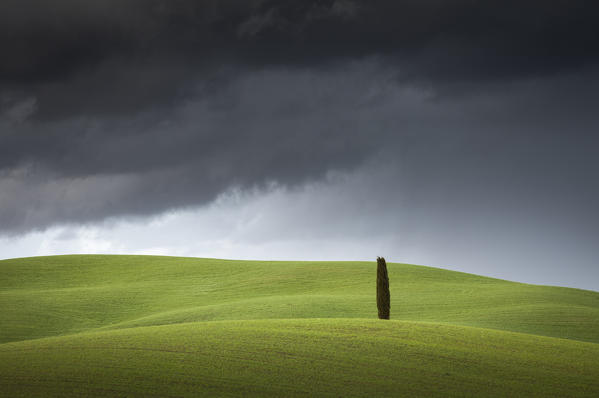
{"left": 0, "top": 62, "right": 400, "bottom": 233}
{"left": 1, "top": 0, "right": 599, "bottom": 234}
{"left": 2, "top": 0, "right": 599, "bottom": 116}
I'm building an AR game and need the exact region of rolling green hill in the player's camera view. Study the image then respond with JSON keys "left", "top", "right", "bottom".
{"left": 1, "top": 255, "right": 598, "bottom": 397}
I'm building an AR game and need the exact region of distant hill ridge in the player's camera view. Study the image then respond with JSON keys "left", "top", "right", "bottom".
{"left": 1, "top": 254, "right": 598, "bottom": 344}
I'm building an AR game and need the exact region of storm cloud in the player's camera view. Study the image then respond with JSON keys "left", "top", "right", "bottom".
{"left": 1, "top": 0, "right": 599, "bottom": 257}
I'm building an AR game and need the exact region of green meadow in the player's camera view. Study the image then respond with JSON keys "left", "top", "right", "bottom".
{"left": 1, "top": 255, "right": 598, "bottom": 397}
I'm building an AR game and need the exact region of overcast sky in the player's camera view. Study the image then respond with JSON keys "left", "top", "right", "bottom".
{"left": 1, "top": 0, "right": 598, "bottom": 291}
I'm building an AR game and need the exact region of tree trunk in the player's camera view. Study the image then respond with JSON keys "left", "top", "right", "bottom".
{"left": 377, "top": 257, "right": 390, "bottom": 319}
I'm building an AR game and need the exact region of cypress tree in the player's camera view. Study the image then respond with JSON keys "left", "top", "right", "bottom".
{"left": 376, "top": 256, "right": 390, "bottom": 319}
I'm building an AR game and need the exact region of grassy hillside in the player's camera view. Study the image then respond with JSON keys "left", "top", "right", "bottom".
{"left": 1, "top": 319, "right": 598, "bottom": 398}
{"left": 1, "top": 255, "right": 598, "bottom": 343}
{"left": 1, "top": 255, "right": 598, "bottom": 397}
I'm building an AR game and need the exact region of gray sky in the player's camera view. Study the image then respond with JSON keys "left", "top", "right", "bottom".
{"left": 1, "top": 1, "right": 598, "bottom": 290}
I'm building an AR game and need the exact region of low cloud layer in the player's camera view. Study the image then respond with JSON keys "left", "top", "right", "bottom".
{"left": 3, "top": 159, "right": 598, "bottom": 290}
{"left": 2, "top": 61, "right": 598, "bottom": 235}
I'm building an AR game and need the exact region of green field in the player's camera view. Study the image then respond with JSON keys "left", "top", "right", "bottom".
{"left": 1, "top": 255, "right": 598, "bottom": 397}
